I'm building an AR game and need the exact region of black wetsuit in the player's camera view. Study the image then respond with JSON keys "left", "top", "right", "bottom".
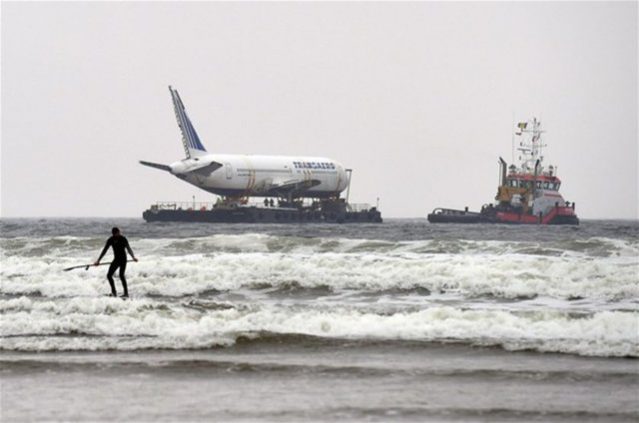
{"left": 98, "top": 235, "right": 134, "bottom": 296}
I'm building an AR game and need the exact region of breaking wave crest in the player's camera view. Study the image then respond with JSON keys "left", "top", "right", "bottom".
{"left": 1, "top": 296, "right": 637, "bottom": 357}
{"left": 2, "top": 238, "right": 637, "bottom": 300}
{"left": 2, "top": 233, "right": 638, "bottom": 257}
{"left": 2, "top": 232, "right": 637, "bottom": 357}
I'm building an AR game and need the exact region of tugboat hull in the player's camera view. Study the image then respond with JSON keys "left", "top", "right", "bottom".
{"left": 427, "top": 207, "right": 579, "bottom": 225}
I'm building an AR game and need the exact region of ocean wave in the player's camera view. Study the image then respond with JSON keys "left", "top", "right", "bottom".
{"left": 1, "top": 234, "right": 638, "bottom": 258}
{"left": 2, "top": 249, "right": 636, "bottom": 300}
{"left": 3, "top": 354, "right": 635, "bottom": 384}
{"left": 1, "top": 298, "right": 637, "bottom": 357}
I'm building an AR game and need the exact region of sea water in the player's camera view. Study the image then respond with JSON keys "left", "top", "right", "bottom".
{"left": 1, "top": 219, "right": 637, "bottom": 421}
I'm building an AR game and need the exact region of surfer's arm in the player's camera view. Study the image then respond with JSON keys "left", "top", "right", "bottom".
{"left": 125, "top": 238, "right": 138, "bottom": 261}
{"left": 95, "top": 239, "right": 111, "bottom": 265}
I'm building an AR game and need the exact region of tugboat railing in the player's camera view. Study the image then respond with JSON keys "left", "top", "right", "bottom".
{"left": 150, "top": 201, "right": 217, "bottom": 211}
{"left": 150, "top": 199, "right": 374, "bottom": 212}
{"left": 347, "top": 203, "right": 372, "bottom": 212}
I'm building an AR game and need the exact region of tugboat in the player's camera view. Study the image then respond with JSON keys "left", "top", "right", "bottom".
{"left": 428, "top": 118, "right": 579, "bottom": 225}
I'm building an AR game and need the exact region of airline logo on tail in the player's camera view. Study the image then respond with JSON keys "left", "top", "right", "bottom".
{"left": 169, "top": 86, "right": 207, "bottom": 158}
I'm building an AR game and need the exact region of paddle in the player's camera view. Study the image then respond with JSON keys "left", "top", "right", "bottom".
{"left": 63, "top": 260, "right": 136, "bottom": 272}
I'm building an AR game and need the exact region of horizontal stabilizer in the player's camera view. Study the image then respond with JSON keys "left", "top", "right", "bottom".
{"left": 140, "top": 161, "right": 171, "bottom": 172}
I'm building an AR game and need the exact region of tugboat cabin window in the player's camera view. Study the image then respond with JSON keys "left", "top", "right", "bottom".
{"left": 543, "top": 181, "right": 550, "bottom": 189}
{"left": 518, "top": 180, "right": 528, "bottom": 188}
{"left": 536, "top": 181, "right": 542, "bottom": 189}
{"left": 509, "top": 180, "right": 518, "bottom": 187}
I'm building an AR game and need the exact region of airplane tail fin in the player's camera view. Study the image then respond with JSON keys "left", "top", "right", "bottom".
{"left": 169, "top": 86, "right": 207, "bottom": 158}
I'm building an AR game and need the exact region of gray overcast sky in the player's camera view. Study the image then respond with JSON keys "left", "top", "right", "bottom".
{"left": 1, "top": 2, "right": 637, "bottom": 218}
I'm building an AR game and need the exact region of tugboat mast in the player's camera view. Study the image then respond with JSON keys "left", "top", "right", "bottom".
{"left": 515, "top": 117, "right": 546, "bottom": 174}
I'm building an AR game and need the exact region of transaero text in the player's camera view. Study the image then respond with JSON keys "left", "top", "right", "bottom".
{"left": 293, "top": 161, "right": 336, "bottom": 170}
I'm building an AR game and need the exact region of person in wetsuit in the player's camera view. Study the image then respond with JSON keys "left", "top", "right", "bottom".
{"left": 94, "top": 227, "right": 137, "bottom": 297}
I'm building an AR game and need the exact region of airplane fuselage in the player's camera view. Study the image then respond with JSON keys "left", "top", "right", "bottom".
{"left": 172, "top": 154, "right": 349, "bottom": 198}
{"left": 141, "top": 87, "right": 350, "bottom": 200}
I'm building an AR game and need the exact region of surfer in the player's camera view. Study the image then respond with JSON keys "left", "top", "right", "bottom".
{"left": 94, "top": 227, "right": 137, "bottom": 298}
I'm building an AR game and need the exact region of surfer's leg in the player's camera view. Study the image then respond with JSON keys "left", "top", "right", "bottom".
{"left": 107, "top": 261, "right": 118, "bottom": 296}
{"left": 118, "top": 261, "right": 128, "bottom": 297}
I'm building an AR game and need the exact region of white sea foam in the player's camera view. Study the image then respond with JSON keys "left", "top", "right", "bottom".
{"left": 2, "top": 233, "right": 636, "bottom": 357}
{"left": 2, "top": 234, "right": 638, "bottom": 257}
{"left": 1, "top": 297, "right": 637, "bottom": 357}
{"left": 2, "top": 247, "right": 637, "bottom": 300}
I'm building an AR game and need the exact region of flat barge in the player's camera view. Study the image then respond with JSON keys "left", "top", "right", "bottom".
{"left": 143, "top": 199, "right": 382, "bottom": 223}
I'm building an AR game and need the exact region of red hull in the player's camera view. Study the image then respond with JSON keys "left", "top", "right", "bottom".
{"left": 495, "top": 206, "right": 578, "bottom": 225}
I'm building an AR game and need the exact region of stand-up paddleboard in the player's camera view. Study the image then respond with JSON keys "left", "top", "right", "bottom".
{"left": 103, "top": 294, "right": 131, "bottom": 300}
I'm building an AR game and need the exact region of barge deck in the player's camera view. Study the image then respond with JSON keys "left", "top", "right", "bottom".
{"left": 143, "top": 200, "right": 382, "bottom": 224}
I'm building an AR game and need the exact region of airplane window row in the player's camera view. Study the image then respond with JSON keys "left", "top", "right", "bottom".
{"left": 237, "top": 169, "right": 290, "bottom": 174}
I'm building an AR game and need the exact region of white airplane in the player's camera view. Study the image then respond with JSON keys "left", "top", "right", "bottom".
{"left": 140, "top": 87, "right": 350, "bottom": 200}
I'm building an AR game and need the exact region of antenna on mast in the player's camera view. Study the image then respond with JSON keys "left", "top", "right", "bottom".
{"left": 511, "top": 111, "right": 515, "bottom": 164}
{"left": 515, "top": 117, "right": 546, "bottom": 173}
